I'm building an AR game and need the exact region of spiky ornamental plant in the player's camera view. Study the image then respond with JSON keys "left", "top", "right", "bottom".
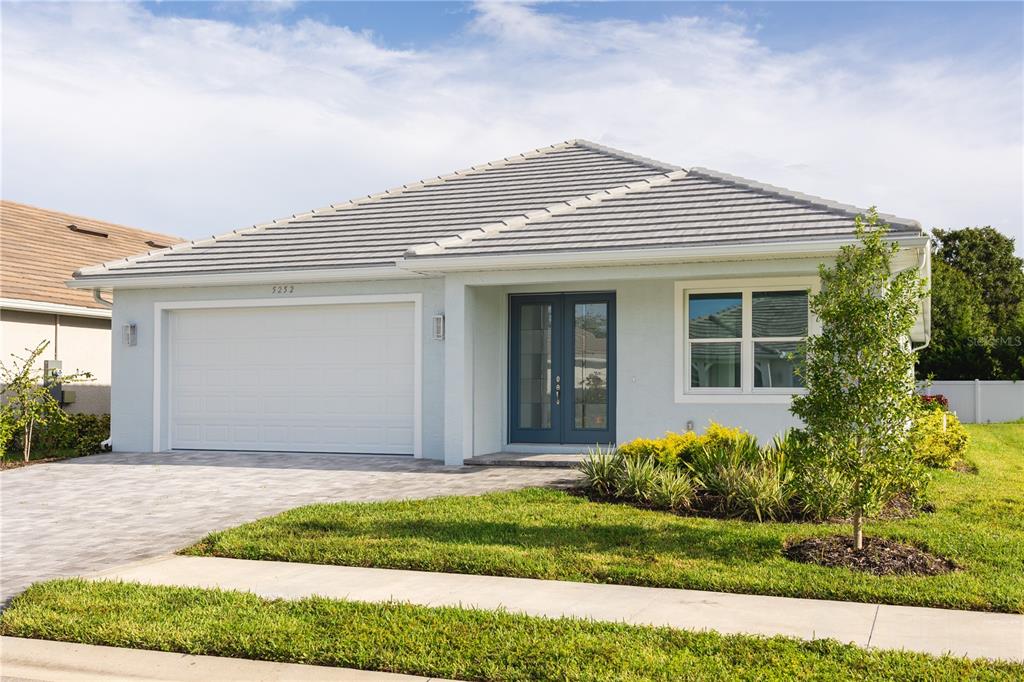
{"left": 791, "top": 210, "right": 927, "bottom": 549}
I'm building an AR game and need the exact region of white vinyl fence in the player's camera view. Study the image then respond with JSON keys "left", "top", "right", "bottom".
{"left": 918, "top": 381, "right": 1024, "bottom": 424}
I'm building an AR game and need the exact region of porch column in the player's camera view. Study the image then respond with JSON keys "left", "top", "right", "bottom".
{"left": 443, "top": 278, "right": 474, "bottom": 465}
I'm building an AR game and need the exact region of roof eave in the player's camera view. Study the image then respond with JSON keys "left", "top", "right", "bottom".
{"left": 398, "top": 235, "right": 933, "bottom": 273}
{"left": 66, "top": 264, "right": 429, "bottom": 290}
{"left": 0, "top": 297, "right": 112, "bottom": 319}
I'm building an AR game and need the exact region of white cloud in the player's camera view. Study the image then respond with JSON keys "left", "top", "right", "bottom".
{"left": 2, "top": 1, "right": 1021, "bottom": 248}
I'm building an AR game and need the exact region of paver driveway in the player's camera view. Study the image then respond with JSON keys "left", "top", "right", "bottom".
{"left": 0, "top": 451, "right": 576, "bottom": 604}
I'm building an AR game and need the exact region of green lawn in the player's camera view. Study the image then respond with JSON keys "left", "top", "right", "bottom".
{"left": 2, "top": 579, "right": 1019, "bottom": 681}
{"left": 186, "top": 422, "right": 1024, "bottom": 613}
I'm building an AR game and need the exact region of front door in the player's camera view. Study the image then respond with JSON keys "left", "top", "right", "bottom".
{"left": 509, "top": 293, "right": 615, "bottom": 445}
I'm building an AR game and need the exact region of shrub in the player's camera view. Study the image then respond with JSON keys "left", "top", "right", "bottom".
{"left": 616, "top": 438, "right": 667, "bottom": 465}
{"left": 918, "top": 394, "right": 949, "bottom": 412}
{"left": 616, "top": 455, "right": 659, "bottom": 503}
{"left": 687, "top": 436, "right": 794, "bottom": 521}
{"left": 702, "top": 422, "right": 748, "bottom": 451}
{"left": 649, "top": 469, "right": 695, "bottom": 511}
{"left": 9, "top": 412, "right": 110, "bottom": 459}
{"left": 577, "top": 445, "right": 621, "bottom": 498}
{"left": 72, "top": 413, "right": 111, "bottom": 457}
{"left": 617, "top": 421, "right": 747, "bottom": 470}
{"left": 912, "top": 408, "right": 970, "bottom": 469}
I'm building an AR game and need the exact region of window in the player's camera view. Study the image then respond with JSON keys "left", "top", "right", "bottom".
{"left": 680, "top": 283, "right": 811, "bottom": 398}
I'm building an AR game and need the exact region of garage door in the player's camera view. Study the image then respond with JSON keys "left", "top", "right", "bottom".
{"left": 168, "top": 302, "right": 416, "bottom": 454}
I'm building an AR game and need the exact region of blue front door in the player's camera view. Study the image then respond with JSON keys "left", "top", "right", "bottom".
{"left": 509, "top": 293, "right": 616, "bottom": 445}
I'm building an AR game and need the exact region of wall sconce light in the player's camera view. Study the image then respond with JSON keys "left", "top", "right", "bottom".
{"left": 122, "top": 323, "right": 137, "bottom": 346}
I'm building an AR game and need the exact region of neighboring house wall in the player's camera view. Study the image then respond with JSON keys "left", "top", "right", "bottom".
{"left": 0, "top": 309, "right": 111, "bottom": 414}
{"left": 920, "top": 381, "right": 1024, "bottom": 424}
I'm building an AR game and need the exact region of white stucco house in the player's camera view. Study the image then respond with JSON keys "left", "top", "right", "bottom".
{"left": 67, "top": 140, "right": 931, "bottom": 464}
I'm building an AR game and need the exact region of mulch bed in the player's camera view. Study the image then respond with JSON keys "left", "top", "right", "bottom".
{"left": 783, "top": 535, "right": 958, "bottom": 576}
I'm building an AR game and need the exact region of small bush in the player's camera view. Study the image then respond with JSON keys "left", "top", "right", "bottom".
{"left": 577, "top": 445, "right": 621, "bottom": 497}
{"left": 9, "top": 412, "right": 110, "bottom": 458}
{"left": 617, "top": 421, "right": 747, "bottom": 470}
{"left": 649, "top": 469, "right": 695, "bottom": 511}
{"left": 918, "top": 394, "right": 949, "bottom": 412}
{"left": 791, "top": 461, "right": 853, "bottom": 521}
{"left": 687, "top": 436, "right": 794, "bottom": 520}
{"left": 615, "top": 438, "right": 667, "bottom": 465}
{"left": 912, "top": 408, "right": 970, "bottom": 469}
{"left": 616, "top": 455, "right": 659, "bottom": 503}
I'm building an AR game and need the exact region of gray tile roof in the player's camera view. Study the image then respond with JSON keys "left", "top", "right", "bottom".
{"left": 73, "top": 140, "right": 922, "bottom": 282}
{"left": 409, "top": 167, "right": 923, "bottom": 259}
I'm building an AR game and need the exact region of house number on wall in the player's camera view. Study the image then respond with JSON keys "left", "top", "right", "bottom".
{"left": 271, "top": 285, "right": 295, "bottom": 294}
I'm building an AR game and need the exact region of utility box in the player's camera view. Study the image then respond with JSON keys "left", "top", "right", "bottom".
{"left": 43, "top": 359, "right": 62, "bottom": 404}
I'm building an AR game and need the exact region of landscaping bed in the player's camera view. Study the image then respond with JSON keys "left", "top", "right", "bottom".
{"left": 185, "top": 423, "right": 1024, "bottom": 613}
{"left": 2, "top": 579, "right": 1020, "bottom": 682}
{"left": 783, "top": 536, "right": 958, "bottom": 577}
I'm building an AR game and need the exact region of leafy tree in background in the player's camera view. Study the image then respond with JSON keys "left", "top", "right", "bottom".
{"left": 921, "top": 227, "right": 1024, "bottom": 380}
{"left": 791, "top": 211, "right": 926, "bottom": 550}
{"left": 916, "top": 261, "right": 997, "bottom": 380}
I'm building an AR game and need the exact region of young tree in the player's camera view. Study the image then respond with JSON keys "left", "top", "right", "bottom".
{"left": 791, "top": 210, "right": 926, "bottom": 549}
{"left": 1, "top": 341, "right": 92, "bottom": 462}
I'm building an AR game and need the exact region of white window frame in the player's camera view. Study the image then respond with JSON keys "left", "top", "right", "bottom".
{"left": 674, "top": 277, "right": 819, "bottom": 404}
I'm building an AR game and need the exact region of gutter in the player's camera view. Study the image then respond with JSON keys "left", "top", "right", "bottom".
{"left": 0, "top": 297, "right": 111, "bottom": 319}
{"left": 66, "top": 265, "right": 430, "bottom": 290}
{"left": 398, "top": 235, "right": 933, "bottom": 273}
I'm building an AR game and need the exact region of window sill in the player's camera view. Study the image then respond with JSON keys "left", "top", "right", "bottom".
{"left": 674, "top": 393, "right": 798, "bottom": 404}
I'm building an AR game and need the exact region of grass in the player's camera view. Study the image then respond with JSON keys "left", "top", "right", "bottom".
{"left": 186, "top": 422, "right": 1024, "bottom": 613}
{"left": 2, "top": 579, "right": 1020, "bottom": 681}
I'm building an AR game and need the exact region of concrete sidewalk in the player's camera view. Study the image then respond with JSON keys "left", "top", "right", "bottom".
{"left": 0, "top": 636, "right": 460, "bottom": 681}
{"left": 93, "top": 555, "right": 1024, "bottom": 662}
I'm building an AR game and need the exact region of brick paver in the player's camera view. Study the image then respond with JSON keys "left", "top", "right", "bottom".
{"left": 0, "top": 451, "right": 576, "bottom": 604}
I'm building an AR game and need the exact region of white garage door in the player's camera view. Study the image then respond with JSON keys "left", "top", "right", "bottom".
{"left": 168, "top": 302, "right": 416, "bottom": 454}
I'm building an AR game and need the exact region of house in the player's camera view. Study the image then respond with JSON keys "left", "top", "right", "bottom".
{"left": 66, "top": 140, "right": 931, "bottom": 462}
{"left": 1, "top": 201, "right": 181, "bottom": 413}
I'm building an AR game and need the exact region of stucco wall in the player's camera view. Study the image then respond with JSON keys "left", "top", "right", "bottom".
{"left": 471, "top": 276, "right": 803, "bottom": 449}
{"left": 104, "top": 245, "right": 926, "bottom": 460}
{"left": 1, "top": 309, "right": 111, "bottom": 414}
{"left": 109, "top": 279, "right": 446, "bottom": 457}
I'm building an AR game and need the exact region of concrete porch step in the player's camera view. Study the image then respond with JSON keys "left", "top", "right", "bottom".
{"left": 464, "top": 452, "right": 585, "bottom": 468}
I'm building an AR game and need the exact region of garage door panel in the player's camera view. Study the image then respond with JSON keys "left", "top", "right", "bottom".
{"left": 168, "top": 302, "right": 416, "bottom": 454}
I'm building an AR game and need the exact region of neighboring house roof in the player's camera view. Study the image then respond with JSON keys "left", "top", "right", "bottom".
{"left": 69, "top": 140, "right": 924, "bottom": 284}
{"left": 1, "top": 200, "right": 182, "bottom": 312}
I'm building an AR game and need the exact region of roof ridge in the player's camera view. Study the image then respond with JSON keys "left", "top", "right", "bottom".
{"left": 405, "top": 168, "right": 689, "bottom": 257}
{"left": 687, "top": 167, "right": 922, "bottom": 231}
{"left": 74, "top": 140, "right": 583, "bottom": 278}
{"left": 571, "top": 139, "right": 683, "bottom": 173}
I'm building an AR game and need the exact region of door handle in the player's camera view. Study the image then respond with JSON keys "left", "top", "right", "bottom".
{"left": 555, "top": 375, "right": 561, "bottom": 405}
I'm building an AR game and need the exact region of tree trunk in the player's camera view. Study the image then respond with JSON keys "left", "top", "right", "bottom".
{"left": 852, "top": 509, "right": 864, "bottom": 550}
{"left": 22, "top": 419, "right": 34, "bottom": 463}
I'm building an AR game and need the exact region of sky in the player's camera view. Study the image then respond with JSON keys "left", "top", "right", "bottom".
{"left": 2, "top": 1, "right": 1022, "bottom": 251}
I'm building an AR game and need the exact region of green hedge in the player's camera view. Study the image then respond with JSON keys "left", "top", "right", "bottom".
{"left": 6, "top": 412, "right": 110, "bottom": 458}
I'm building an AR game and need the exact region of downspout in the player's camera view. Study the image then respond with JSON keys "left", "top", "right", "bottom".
{"left": 911, "top": 245, "right": 931, "bottom": 352}
{"left": 92, "top": 288, "right": 113, "bottom": 308}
